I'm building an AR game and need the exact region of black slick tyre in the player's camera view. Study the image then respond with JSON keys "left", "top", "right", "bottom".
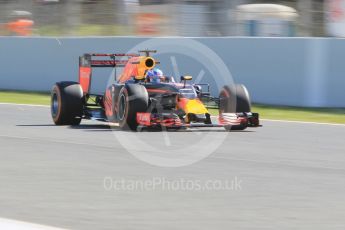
{"left": 117, "top": 84, "right": 149, "bottom": 131}
{"left": 219, "top": 84, "right": 251, "bottom": 131}
{"left": 51, "top": 81, "right": 84, "bottom": 126}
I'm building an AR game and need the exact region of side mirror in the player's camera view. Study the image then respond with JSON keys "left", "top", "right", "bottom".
{"left": 180, "top": 75, "right": 192, "bottom": 87}
{"left": 180, "top": 75, "right": 192, "bottom": 81}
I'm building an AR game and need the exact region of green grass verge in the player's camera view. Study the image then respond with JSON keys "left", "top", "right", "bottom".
{"left": 0, "top": 90, "right": 344, "bottom": 124}
{"left": 252, "top": 104, "right": 345, "bottom": 124}
{"left": 0, "top": 90, "right": 50, "bottom": 106}
{"left": 208, "top": 105, "right": 345, "bottom": 124}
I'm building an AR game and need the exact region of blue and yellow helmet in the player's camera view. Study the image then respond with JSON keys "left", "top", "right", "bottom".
{"left": 147, "top": 68, "right": 163, "bottom": 83}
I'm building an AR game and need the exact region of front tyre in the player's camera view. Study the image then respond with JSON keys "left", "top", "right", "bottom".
{"left": 117, "top": 84, "right": 149, "bottom": 131}
{"left": 51, "top": 81, "right": 84, "bottom": 126}
{"left": 219, "top": 84, "right": 251, "bottom": 114}
{"left": 219, "top": 84, "right": 251, "bottom": 131}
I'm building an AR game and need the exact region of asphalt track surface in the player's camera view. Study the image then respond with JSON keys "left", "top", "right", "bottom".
{"left": 0, "top": 104, "right": 345, "bottom": 230}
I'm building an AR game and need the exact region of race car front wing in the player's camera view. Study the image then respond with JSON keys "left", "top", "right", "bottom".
{"left": 136, "top": 112, "right": 260, "bottom": 129}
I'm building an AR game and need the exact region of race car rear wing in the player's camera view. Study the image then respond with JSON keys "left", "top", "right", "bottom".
{"left": 80, "top": 53, "right": 138, "bottom": 68}
{"left": 79, "top": 53, "right": 138, "bottom": 94}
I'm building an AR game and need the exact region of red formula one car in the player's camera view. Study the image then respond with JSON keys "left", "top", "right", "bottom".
{"left": 51, "top": 50, "right": 260, "bottom": 131}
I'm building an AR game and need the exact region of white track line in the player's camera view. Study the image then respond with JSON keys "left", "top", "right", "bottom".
{"left": 0, "top": 217, "right": 68, "bottom": 230}
{"left": 0, "top": 103, "right": 344, "bottom": 126}
{"left": 261, "top": 119, "right": 345, "bottom": 127}
{"left": 0, "top": 102, "right": 49, "bottom": 107}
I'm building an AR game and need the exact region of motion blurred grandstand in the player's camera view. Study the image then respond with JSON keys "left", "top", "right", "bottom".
{"left": 0, "top": 0, "right": 330, "bottom": 37}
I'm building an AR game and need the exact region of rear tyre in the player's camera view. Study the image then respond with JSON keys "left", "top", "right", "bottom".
{"left": 51, "top": 81, "right": 84, "bottom": 126}
{"left": 117, "top": 84, "right": 149, "bottom": 131}
{"left": 219, "top": 84, "right": 251, "bottom": 131}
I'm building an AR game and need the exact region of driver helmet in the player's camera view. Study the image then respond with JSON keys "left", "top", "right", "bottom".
{"left": 146, "top": 68, "right": 163, "bottom": 83}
